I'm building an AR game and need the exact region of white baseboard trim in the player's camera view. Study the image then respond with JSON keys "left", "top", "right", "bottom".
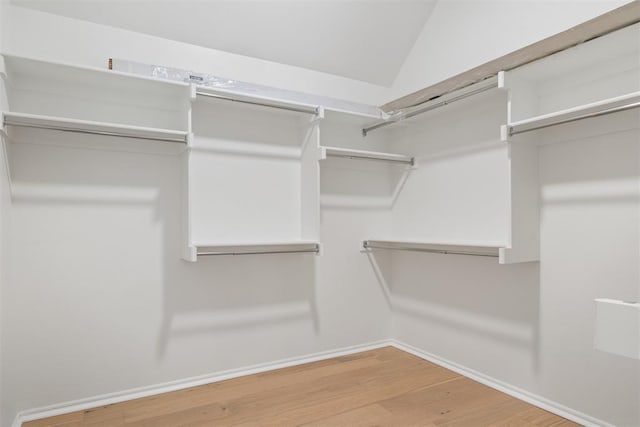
{"left": 13, "top": 339, "right": 611, "bottom": 427}
{"left": 12, "top": 340, "right": 392, "bottom": 427}
{"left": 389, "top": 339, "right": 611, "bottom": 427}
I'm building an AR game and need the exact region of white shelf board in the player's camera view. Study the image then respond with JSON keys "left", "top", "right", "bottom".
{"left": 194, "top": 87, "right": 320, "bottom": 116}
{"left": 2, "top": 112, "right": 189, "bottom": 144}
{"left": 362, "top": 239, "right": 502, "bottom": 257}
{"left": 322, "top": 109, "right": 387, "bottom": 127}
{"left": 195, "top": 241, "right": 320, "bottom": 256}
{"left": 1, "top": 53, "right": 189, "bottom": 92}
{"left": 509, "top": 91, "right": 640, "bottom": 137}
{"left": 322, "top": 146, "right": 414, "bottom": 165}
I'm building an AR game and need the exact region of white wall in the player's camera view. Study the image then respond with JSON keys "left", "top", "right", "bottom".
{"left": 0, "top": 4, "right": 395, "bottom": 425}
{"left": 0, "top": 1, "right": 9, "bottom": 424}
{"left": 535, "top": 115, "right": 639, "bottom": 425}
{"left": 3, "top": 3, "right": 391, "bottom": 106}
{"left": 0, "top": 138, "right": 7, "bottom": 427}
{"left": 391, "top": 0, "right": 631, "bottom": 100}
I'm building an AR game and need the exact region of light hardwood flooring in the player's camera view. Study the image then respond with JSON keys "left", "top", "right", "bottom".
{"left": 24, "top": 347, "right": 578, "bottom": 426}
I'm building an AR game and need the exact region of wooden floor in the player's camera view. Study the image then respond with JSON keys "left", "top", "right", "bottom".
{"left": 25, "top": 347, "right": 577, "bottom": 427}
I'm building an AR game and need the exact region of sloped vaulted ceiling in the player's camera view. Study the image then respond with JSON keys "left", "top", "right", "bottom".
{"left": 10, "top": 0, "right": 438, "bottom": 86}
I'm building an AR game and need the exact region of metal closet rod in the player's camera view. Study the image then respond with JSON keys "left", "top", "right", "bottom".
{"left": 198, "top": 247, "right": 320, "bottom": 256}
{"left": 509, "top": 101, "right": 640, "bottom": 135}
{"left": 195, "top": 91, "right": 320, "bottom": 115}
{"left": 326, "top": 151, "right": 414, "bottom": 165}
{"left": 363, "top": 241, "right": 499, "bottom": 258}
{"left": 362, "top": 79, "right": 499, "bottom": 136}
{"left": 2, "top": 121, "right": 187, "bottom": 144}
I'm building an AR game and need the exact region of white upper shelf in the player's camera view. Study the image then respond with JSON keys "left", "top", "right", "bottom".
{"left": 2, "top": 111, "right": 189, "bottom": 144}
{"left": 322, "top": 109, "right": 387, "bottom": 126}
{"left": 508, "top": 91, "right": 640, "bottom": 137}
{"left": 2, "top": 53, "right": 192, "bottom": 132}
{"left": 1, "top": 53, "right": 189, "bottom": 92}
{"left": 321, "top": 146, "right": 414, "bottom": 165}
{"left": 194, "top": 87, "right": 320, "bottom": 117}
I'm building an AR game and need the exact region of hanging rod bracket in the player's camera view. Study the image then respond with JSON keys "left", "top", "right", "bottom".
{"left": 0, "top": 112, "right": 8, "bottom": 137}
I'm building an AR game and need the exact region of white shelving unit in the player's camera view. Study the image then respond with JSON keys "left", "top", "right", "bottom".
{"left": 3, "top": 20, "right": 635, "bottom": 266}
{"left": 0, "top": 54, "right": 327, "bottom": 262}
{"left": 182, "top": 87, "right": 323, "bottom": 261}
{"left": 0, "top": 53, "right": 192, "bottom": 148}
{"left": 375, "top": 75, "right": 513, "bottom": 263}
{"left": 497, "top": 22, "right": 640, "bottom": 264}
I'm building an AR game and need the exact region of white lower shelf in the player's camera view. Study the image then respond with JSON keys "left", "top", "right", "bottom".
{"left": 1, "top": 111, "right": 189, "bottom": 144}
{"left": 321, "top": 146, "right": 414, "bottom": 165}
{"left": 194, "top": 241, "right": 320, "bottom": 257}
{"left": 362, "top": 239, "right": 502, "bottom": 258}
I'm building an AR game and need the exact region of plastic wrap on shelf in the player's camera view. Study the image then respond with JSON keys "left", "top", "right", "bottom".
{"left": 109, "top": 58, "right": 385, "bottom": 119}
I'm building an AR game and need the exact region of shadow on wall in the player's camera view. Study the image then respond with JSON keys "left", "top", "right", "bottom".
{"left": 4, "top": 127, "right": 319, "bottom": 407}
{"left": 535, "top": 114, "right": 640, "bottom": 424}
{"left": 157, "top": 254, "right": 319, "bottom": 358}
{"left": 320, "top": 156, "right": 412, "bottom": 211}
{"left": 366, "top": 249, "right": 541, "bottom": 371}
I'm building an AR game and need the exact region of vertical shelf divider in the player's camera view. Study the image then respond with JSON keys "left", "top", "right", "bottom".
{"left": 182, "top": 84, "right": 197, "bottom": 262}
{"left": 300, "top": 107, "right": 324, "bottom": 252}
{"left": 499, "top": 71, "right": 540, "bottom": 264}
